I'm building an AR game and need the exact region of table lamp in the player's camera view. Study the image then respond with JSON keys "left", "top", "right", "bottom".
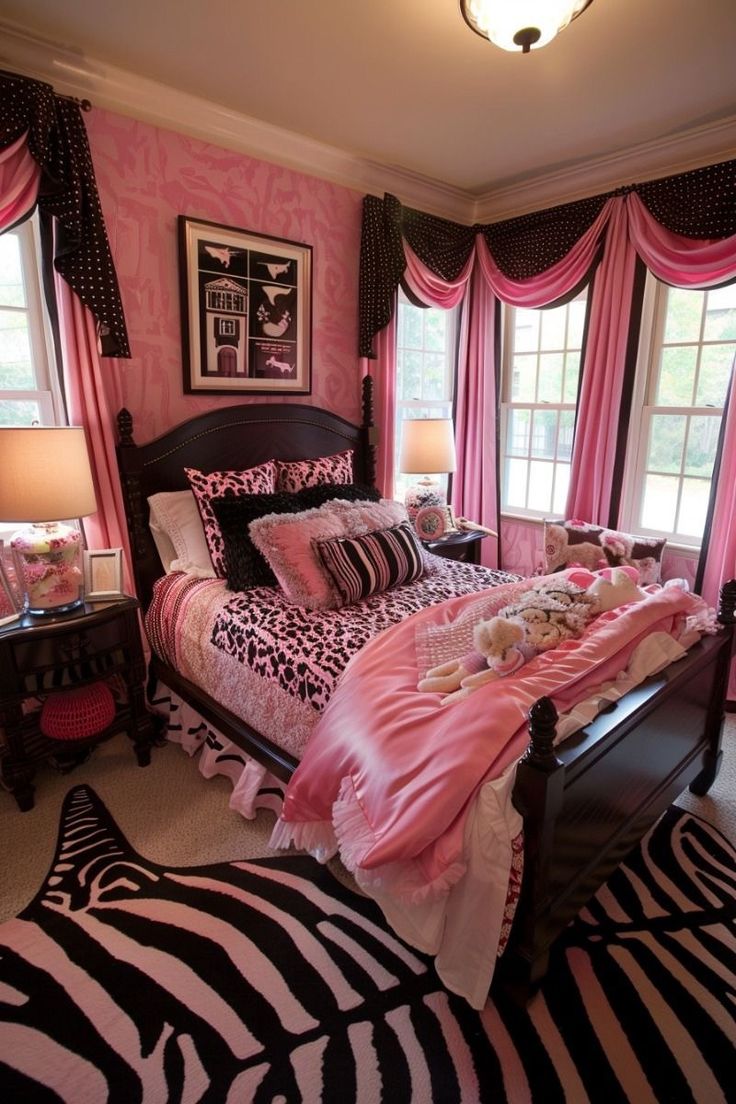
{"left": 399, "top": 418, "right": 457, "bottom": 522}
{"left": 0, "top": 427, "right": 97, "bottom": 615}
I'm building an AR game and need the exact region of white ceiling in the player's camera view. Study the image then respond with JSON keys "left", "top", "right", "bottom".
{"left": 2, "top": 0, "right": 736, "bottom": 203}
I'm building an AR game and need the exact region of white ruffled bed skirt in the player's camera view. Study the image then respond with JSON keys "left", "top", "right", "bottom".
{"left": 150, "top": 681, "right": 287, "bottom": 820}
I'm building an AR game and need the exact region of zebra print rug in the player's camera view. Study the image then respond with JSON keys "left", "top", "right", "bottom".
{"left": 0, "top": 786, "right": 733, "bottom": 1103}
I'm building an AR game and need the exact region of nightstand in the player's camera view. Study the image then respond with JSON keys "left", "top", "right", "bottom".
{"left": 0, "top": 597, "right": 156, "bottom": 811}
{"left": 422, "top": 529, "right": 487, "bottom": 564}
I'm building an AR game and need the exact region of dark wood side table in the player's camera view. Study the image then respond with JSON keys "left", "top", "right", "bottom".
{"left": 0, "top": 596, "right": 157, "bottom": 811}
{"left": 422, "top": 528, "right": 487, "bottom": 564}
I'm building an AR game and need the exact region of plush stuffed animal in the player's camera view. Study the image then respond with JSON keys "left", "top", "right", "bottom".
{"left": 417, "top": 567, "right": 647, "bottom": 700}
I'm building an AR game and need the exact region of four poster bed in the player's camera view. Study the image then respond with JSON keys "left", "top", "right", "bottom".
{"left": 116, "top": 378, "right": 735, "bottom": 1005}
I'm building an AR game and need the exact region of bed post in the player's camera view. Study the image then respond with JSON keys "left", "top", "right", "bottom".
{"left": 689, "top": 577, "right": 736, "bottom": 795}
{"left": 361, "top": 374, "right": 378, "bottom": 489}
{"left": 502, "top": 695, "right": 565, "bottom": 998}
{"left": 115, "top": 409, "right": 149, "bottom": 606}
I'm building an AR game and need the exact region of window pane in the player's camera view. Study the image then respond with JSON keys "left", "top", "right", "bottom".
{"left": 558, "top": 410, "right": 575, "bottom": 460}
{"left": 513, "top": 309, "right": 539, "bottom": 353}
{"left": 684, "top": 414, "right": 721, "bottom": 477}
{"left": 398, "top": 304, "right": 423, "bottom": 349}
{"left": 0, "top": 310, "right": 34, "bottom": 389}
{"left": 552, "top": 462, "right": 569, "bottom": 516}
{"left": 563, "top": 352, "right": 580, "bottom": 402}
{"left": 540, "top": 305, "right": 566, "bottom": 350}
{"left": 663, "top": 287, "right": 703, "bottom": 343}
{"left": 647, "top": 414, "right": 685, "bottom": 473}
{"left": 703, "top": 284, "right": 736, "bottom": 341}
{"left": 423, "top": 311, "right": 447, "bottom": 352}
{"left": 511, "top": 354, "right": 536, "bottom": 401}
{"left": 527, "top": 460, "right": 553, "bottom": 513}
{"left": 398, "top": 349, "right": 422, "bottom": 400}
{"left": 505, "top": 458, "right": 528, "bottom": 509}
{"left": 0, "top": 234, "right": 26, "bottom": 308}
{"left": 656, "top": 346, "right": 696, "bottom": 405}
{"left": 641, "top": 473, "right": 678, "bottom": 531}
{"left": 507, "top": 408, "right": 530, "bottom": 456}
{"left": 0, "top": 399, "right": 41, "bottom": 426}
{"left": 696, "top": 344, "right": 733, "bottom": 406}
{"left": 567, "top": 298, "right": 587, "bottom": 347}
{"left": 420, "top": 353, "right": 448, "bottom": 400}
{"left": 677, "top": 478, "right": 710, "bottom": 538}
{"left": 531, "top": 409, "right": 558, "bottom": 459}
{"left": 537, "top": 352, "right": 564, "bottom": 403}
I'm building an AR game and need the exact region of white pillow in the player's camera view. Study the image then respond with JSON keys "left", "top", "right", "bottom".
{"left": 147, "top": 490, "right": 215, "bottom": 578}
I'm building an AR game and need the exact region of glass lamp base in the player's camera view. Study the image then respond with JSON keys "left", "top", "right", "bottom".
{"left": 11, "top": 522, "right": 84, "bottom": 616}
{"left": 404, "top": 478, "right": 446, "bottom": 523}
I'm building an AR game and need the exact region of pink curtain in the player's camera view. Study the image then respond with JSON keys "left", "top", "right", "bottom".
{"left": 55, "top": 272, "right": 134, "bottom": 594}
{"left": 453, "top": 261, "right": 499, "bottom": 568}
{"left": 565, "top": 197, "right": 638, "bottom": 523}
{"left": 0, "top": 132, "right": 40, "bottom": 231}
{"left": 403, "top": 240, "right": 474, "bottom": 308}
{"left": 361, "top": 309, "right": 397, "bottom": 498}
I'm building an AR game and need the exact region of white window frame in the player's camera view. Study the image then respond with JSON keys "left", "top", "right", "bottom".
{"left": 499, "top": 292, "right": 587, "bottom": 521}
{"left": 0, "top": 216, "right": 64, "bottom": 540}
{"left": 619, "top": 275, "right": 732, "bottom": 550}
{"left": 394, "top": 290, "right": 457, "bottom": 501}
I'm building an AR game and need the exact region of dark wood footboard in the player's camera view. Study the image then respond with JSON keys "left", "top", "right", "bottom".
{"left": 497, "top": 580, "right": 736, "bottom": 1001}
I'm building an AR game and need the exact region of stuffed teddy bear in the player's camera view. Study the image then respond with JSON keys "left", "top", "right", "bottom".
{"left": 417, "top": 567, "right": 646, "bottom": 700}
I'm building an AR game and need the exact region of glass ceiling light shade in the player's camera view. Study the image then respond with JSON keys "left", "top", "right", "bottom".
{"left": 0, "top": 427, "right": 97, "bottom": 616}
{"left": 460, "top": 0, "right": 594, "bottom": 53}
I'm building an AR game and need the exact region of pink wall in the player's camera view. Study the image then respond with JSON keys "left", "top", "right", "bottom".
{"left": 86, "top": 109, "right": 364, "bottom": 443}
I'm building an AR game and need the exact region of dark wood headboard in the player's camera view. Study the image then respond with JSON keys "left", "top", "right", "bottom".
{"left": 116, "top": 376, "right": 377, "bottom": 609}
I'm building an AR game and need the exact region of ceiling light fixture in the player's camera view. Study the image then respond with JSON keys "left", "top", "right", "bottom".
{"left": 460, "top": 0, "right": 595, "bottom": 54}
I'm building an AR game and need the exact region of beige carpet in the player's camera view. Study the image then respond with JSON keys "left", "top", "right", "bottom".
{"left": 1, "top": 716, "right": 734, "bottom": 925}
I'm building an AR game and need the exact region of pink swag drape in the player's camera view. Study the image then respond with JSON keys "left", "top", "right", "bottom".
{"left": 0, "top": 132, "right": 40, "bottom": 231}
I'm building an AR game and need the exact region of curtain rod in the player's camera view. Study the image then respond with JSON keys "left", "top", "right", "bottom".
{"left": 0, "top": 69, "right": 92, "bottom": 111}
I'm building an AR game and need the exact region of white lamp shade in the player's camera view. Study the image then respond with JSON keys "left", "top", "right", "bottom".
{"left": 399, "top": 419, "right": 457, "bottom": 475}
{"left": 0, "top": 427, "right": 97, "bottom": 522}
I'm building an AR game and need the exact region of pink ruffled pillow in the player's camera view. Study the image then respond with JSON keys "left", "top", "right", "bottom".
{"left": 249, "top": 498, "right": 408, "bottom": 609}
{"left": 275, "top": 449, "right": 354, "bottom": 493}
{"left": 186, "top": 461, "right": 276, "bottom": 577}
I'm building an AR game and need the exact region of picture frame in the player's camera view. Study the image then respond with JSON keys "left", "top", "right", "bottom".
{"left": 179, "top": 215, "right": 312, "bottom": 395}
{"left": 84, "top": 548, "right": 125, "bottom": 601}
{"left": 0, "top": 542, "right": 23, "bottom": 626}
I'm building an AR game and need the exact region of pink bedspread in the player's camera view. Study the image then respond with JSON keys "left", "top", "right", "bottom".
{"left": 273, "top": 581, "right": 710, "bottom": 902}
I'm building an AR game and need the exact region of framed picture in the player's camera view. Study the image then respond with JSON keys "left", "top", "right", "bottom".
{"left": 0, "top": 542, "right": 23, "bottom": 626}
{"left": 179, "top": 215, "right": 312, "bottom": 395}
{"left": 84, "top": 549, "right": 124, "bottom": 601}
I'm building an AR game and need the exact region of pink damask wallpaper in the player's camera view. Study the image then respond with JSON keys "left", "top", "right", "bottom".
{"left": 86, "top": 109, "right": 363, "bottom": 442}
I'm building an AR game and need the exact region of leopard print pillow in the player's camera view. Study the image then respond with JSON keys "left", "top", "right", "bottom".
{"left": 275, "top": 449, "right": 354, "bottom": 493}
{"left": 185, "top": 461, "right": 276, "bottom": 577}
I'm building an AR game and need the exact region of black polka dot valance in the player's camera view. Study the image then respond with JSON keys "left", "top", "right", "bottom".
{"left": 0, "top": 72, "right": 130, "bottom": 358}
{"left": 359, "top": 157, "right": 736, "bottom": 358}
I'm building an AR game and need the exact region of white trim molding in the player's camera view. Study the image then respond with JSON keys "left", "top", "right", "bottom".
{"left": 2, "top": 19, "right": 735, "bottom": 226}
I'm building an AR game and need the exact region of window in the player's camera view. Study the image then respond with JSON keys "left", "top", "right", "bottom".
{"left": 0, "top": 218, "right": 61, "bottom": 427}
{"left": 500, "top": 291, "right": 587, "bottom": 518}
{"left": 621, "top": 279, "right": 735, "bottom": 546}
{"left": 394, "top": 291, "right": 457, "bottom": 500}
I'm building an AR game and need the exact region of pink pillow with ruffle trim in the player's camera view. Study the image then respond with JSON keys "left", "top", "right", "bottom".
{"left": 186, "top": 461, "right": 276, "bottom": 577}
{"left": 249, "top": 498, "right": 408, "bottom": 608}
{"left": 275, "top": 449, "right": 354, "bottom": 493}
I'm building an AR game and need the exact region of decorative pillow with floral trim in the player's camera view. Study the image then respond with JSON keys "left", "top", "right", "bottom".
{"left": 543, "top": 518, "right": 666, "bottom": 585}
{"left": 185, "top": 461, "right": 276, "bottom": 577}
{"left": 275, "top": 449, "right": 354, "bottom": 493}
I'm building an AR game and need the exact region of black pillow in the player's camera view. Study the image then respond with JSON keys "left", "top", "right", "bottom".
{"left": 211, "top": 482, "right": 381, "bottom": 592}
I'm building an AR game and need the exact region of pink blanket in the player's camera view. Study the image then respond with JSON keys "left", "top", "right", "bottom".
{"left": 272, "top": 582, "right": 710, "bottom": 902}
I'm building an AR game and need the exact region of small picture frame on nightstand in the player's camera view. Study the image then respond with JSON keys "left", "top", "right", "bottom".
{"left": 0, "top": 542, "right": 23, "bottom": 626}
{"left": 84, "top": 548, "right": 125, "bottom": 601}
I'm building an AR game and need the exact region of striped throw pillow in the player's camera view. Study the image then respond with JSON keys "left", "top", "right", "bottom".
{"left": 316, "top": 523, "right": 424, "bottom": 606}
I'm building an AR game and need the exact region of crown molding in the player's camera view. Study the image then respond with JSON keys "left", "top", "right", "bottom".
{"left": 471, "top": 114, "right": 736, "bottom": 223}
{"left": 0, "top": 20, "right": 472, "bottom": 223}
{"left": 2, "top": 18, "right": 734, "bottom": 228}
